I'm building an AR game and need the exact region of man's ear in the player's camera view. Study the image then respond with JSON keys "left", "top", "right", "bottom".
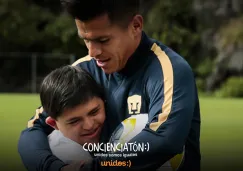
{"left": 46, "top": 116, "right": 59, "bottom": 130}
{"left": 131, "top": 15, "right": 143, "bottom": 35}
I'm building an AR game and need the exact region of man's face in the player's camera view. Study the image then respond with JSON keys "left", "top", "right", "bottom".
{"left": 55, "top": 97, "right": 106, "bottom": 145}
{"left": 75, "top": 14, "right": 143, "bottom": 74}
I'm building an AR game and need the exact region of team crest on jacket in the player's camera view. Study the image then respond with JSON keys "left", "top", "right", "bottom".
{"left": 127, "top": 95, "right": 142, "bottom": 114}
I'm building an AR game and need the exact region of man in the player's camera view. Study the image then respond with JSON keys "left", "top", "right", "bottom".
{"left": 40, "top": 65, "right": 105, "bottom": 164}
{"left": 18, "top": 0, "right": 201, "bottom": 171}
{"left": 42, "top": 65, "right": 174, "bottom": 171}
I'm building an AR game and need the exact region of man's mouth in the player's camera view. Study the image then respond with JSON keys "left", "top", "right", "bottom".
{"left": 96, "top": 59, "right": 110, "bottom": 67}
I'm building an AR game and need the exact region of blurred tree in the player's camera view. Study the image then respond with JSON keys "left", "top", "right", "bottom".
{"left": 217, "top": 15, "right": 243, "bottom": 49}
{"left": 0, "top": 0, "right": 87, "bottom": 92}
{"left": 143, "top": 0, "right": 202, "bottom": 71}
{"left": 206, "top": 15, "right": 243, "bottom": 92}
{"left": 0, "top": 0, "right": 242, "bottom": 94}
{"left": 0, "top": 0, "right": 87, "bottom": 56}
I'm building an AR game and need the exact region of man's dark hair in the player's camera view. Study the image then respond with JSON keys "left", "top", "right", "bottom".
{"left": 40, "top": 65, "right": 105, "bottom": 119}
{"left": 60, "top": 0, "right": 140, "bottom": 27}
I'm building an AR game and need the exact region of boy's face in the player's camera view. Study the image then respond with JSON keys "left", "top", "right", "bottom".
{"left": 53, "top": 97, "right": 106, "bottom": 145}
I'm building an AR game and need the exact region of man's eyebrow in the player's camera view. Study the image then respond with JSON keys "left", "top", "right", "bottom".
{"left": 78, "top": 34, "right": 109, "bottom": 41}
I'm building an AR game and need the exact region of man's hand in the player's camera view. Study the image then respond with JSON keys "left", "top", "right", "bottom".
{"left": 36, "top": 107, "right": 44, "bottom": 114}
{"left": 61, "top": 160, "right": 93, "bottom": 171}
{"left": 27, "top": 107, "right": 44, "bottom": 128}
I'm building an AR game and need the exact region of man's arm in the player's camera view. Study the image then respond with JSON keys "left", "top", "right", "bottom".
{"left": 18, "top": 109, "right": 67, "bottom": 171}
{"left": 90, "top": 57, "right": 197, "bottom": 171}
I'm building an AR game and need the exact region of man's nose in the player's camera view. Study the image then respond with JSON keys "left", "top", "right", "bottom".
{"left": 82, "top": 118, "right": 94, "bottom": 131}
{"left": 88, "top": 42, "right": 102, "bottom": 57}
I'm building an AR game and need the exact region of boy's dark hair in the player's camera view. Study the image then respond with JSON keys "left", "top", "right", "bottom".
{"left": 60, "top": 0, "right": 140, "bottom": 27}
{"left": 40, "top": 65, "right": 105, "bottom": 119}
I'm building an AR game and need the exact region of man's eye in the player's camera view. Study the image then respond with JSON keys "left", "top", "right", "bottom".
{"left": 99, "top": 39, "right": 109, "bottom": 43}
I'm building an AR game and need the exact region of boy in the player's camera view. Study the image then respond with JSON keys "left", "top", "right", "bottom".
{"left": 39, "top": 65, "right": 106, "bottom": 164}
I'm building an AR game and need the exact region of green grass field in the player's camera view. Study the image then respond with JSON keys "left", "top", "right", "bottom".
{"left": 0, "top": 94, "right": 243, "bottom": 171}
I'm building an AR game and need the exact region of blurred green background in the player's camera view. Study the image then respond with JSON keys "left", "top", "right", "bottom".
{"left": 1, "top": 0, "right": 243, "bottom": 96}
{"left": 1, "top": 0, "right": 243, "bottom": 170}
{"left": 1, "top": 94, "right": 242, "bottom": 171}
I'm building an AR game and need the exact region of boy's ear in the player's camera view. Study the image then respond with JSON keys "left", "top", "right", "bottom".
{"left": 46, "top": 117, "right": 59, "bottom": 130}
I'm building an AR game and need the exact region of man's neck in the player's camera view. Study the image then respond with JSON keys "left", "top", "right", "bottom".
{"left": 127, "top": 32, "right": 143, "bottom": 60}
{"left": 133, "top": 32, "right": 143, "bottom": 55}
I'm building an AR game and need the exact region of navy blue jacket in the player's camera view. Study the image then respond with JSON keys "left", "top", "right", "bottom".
{"left": 18, "top": 32, "right": 201, "bottom": 171}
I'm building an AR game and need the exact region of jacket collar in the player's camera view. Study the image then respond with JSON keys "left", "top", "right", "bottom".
{"left": 116, "top": 31, "right": 154, "bottom": 77}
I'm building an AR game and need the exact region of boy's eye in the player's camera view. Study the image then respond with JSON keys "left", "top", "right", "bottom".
{"left": 69, "top": 120, "right": 79, "bottom": 125}
{"left": 90, "top": 108, "right": 99, "bottom": 116}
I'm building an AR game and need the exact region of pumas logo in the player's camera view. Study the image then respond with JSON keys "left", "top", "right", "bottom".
{"left": 127, "top": 95, "right": 142, "bottom": 114}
